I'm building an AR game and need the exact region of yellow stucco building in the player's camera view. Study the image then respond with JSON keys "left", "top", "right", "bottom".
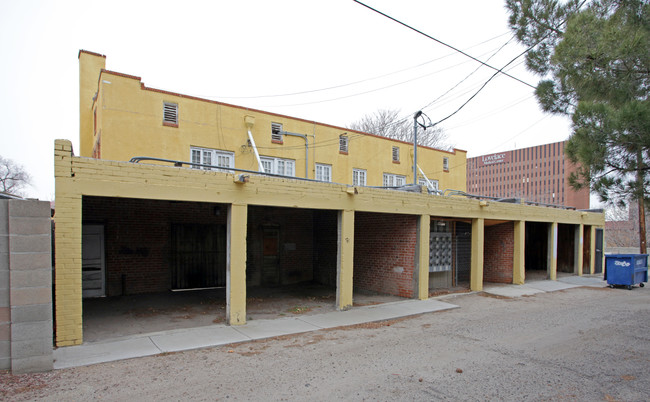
{"left": 52, "top": 51, "right": 605, "bottom": 347}
{"left": 79, "top": 50, "right": 466, "bottom": 192}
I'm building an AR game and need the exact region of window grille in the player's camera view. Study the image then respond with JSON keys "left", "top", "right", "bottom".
{"left": 271, "top": 123, "right": 283, "bottom": 142}
{"left": 392, "top": 146, "right": 399, "bottom": 162}
{"left": 339, "top": 135, "right": 348, "bottom": 153}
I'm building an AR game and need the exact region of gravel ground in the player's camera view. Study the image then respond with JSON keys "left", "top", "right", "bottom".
{"left": 2, "top": 286, "right": 648, "bottom": 401}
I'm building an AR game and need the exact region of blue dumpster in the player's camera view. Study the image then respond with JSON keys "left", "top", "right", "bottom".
{"left": 605, "top": 254, "right": 648, "bottom": 289}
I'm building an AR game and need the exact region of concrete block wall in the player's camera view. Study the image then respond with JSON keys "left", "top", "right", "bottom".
{"left": 0, "top": 199, "right": 53, "bottom": 373}
{"left": 484, "top": 222, "right": 514, "bottom": 284}
{"left": 354, "top": 212, "right": 417, "bottom": 298}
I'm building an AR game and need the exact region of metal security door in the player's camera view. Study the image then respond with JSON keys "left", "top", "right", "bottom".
{"left": 82, "top": 224, "right": 105, "bottom": 298}
{"left": 594, "top": 228, "right": 604, "bottom": 274}
{"left": 171, "top": 224, "right": 226, "bottom": 289}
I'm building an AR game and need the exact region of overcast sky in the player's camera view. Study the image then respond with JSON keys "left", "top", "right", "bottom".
{"left": 0, "top": 0, "right": 575, "bottom": 200}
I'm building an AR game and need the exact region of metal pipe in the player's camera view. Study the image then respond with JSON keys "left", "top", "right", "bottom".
{"left": 246, "top": 129, "right": 264, "bottom": 172}
{"left": 281, "top": 131, "right": 309, "bottom": 178}
{"left": 413, "top": 111, "right": 422, "bottom": 185}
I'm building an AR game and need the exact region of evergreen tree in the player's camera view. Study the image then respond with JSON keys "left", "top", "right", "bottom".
{"left": 507, "top": 0, "right": 650, "bottom": 253}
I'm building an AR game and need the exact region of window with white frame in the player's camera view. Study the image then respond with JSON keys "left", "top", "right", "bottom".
{"left": 271, "top": 122, "right": 283, "bottom": 142}
{"left": 163, "top": 102, "right": 178, "bottom": 126}
{"left": 352, "top": 168, "right": 366, "bottom": 186}
{"left": 383, "top": 173, "right": 406, "bottom": 187}
{"left": 315, "top": 163, "right": 332, "bottom": 182}
{"left": 190, "top": 147, "right": 234, "bottom": 172}
{"left": 339, "top": 135, "right": 348, "bottom": 153}
{"left": 392, "top": 146, "right": 400, "bottom": 162}
{"left": 443, "top": 157, "right": 449, "bottom": 171}
{"left": 419, "top": 177, "right": 439, "bottom": 192}
{"left": 260, "top": 156, "right": 295, "bottom": 176}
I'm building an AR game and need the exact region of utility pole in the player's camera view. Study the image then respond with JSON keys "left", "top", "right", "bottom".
{"left": 413, "top": 111, "right": 422, "bottom": 185}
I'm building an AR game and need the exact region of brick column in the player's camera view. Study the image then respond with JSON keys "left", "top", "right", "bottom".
{"left": 513, "top": 220, "right": 525, "bottom": 285}
{"left": 575, "top": 224, "right": 584, "bottom": 276}
{"left": 337, "top": 209, "right": 354, "bottom": 310}
{"left": 589, "top": 226, "right": 597, "bottom": 275}
{"left": 548, "top": 222, "right": 558, "bottom": 280}
{"left": 227, "top": 203, "right": 247, "bottom": 325}
{"left": 415, "top": 215, "right": 430, "bottom": 300}
{"left": 470, "top": 218, "right": 484, "bottom": 291}
{"left": 54, "top": 139, "right": 83, "bottom": 346}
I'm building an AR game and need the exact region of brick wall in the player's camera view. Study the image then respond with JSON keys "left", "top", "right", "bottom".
{"left": 484, "top": 222, "right": 514, "bottom": 284}
{"left": 83, "top": 197, "right": 227, "bottom": 295}
{"left": 353, "top": 212, "right": 417, "bottom": 298}
{"left": 246, "top": 206, "right": 315, "bottom": 286}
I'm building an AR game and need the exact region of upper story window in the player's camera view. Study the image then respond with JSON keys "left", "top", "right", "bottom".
{"left": 271, "top": 123, "right": 283, "bottom": 143}
{"left": 419, "top": 177, "right": 439, "bottom": 192}
{"left": 315, "top": 163, "right": 332, "bottom": 182}
{"left": 163, "top": 102, "right": 178, "bottom": 127}
{"left": 352, "top": 168, "right": 366, "bottom": 186}
{"left": 339, "top": 135, "right": 348, "bottom": 154}
{"left": 190, "top": 147, "right": 234, "bottom": 172}
{"left": 383, "top": 173, "right": 406, "bottom": 187}
{"left": 260, "top": 156, "right": 295, "bottom": 176}
{"left": 392, "top": 146, "right": 400, "bottom": 163}
{"left": 443, "top": 157, "right": 449, "bottom": 171}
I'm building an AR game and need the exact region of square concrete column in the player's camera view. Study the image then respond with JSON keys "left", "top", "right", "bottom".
{"left": 470, "top": 218, "right": 484, "bottom": 291}
{"left": 227, "top": 203, "right": 247, "bottom": 325}
{"left": 513, "top": 220, "right": 525, "bottom": 285}
{"left": 337, "top": 209, "right": 354, "bottom": 310}
{"left": 415, "top": 215, "right": 430, "bottom": 300}
{"left": 574, "top": 224, "right": 584, "bottom": 276}
{"left": 589, "top": 226, "right": 597, "bottom": 275}
{"left": 547, "top": 222, "right": 558, "bottom": 280}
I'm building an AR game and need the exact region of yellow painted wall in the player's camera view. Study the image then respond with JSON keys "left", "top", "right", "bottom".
{"left": 54, "top": 139, "right": 604, "bottom": 345}
{"left": 80, "top": 51, "right": 466, "bottom": 191}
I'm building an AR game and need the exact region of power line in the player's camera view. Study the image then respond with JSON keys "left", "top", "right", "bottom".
{"left": 353, "top": 0, "right": 536, "bottom": 89}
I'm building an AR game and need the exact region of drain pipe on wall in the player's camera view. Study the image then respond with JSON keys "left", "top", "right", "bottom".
{"left": 245, "top": 116, "right": 264, "bottom": 172}
{"left": 281, "top": 131, "right": 309, "bottom": 178}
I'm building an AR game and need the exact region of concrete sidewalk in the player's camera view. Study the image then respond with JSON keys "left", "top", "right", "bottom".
{"left": 53, "top": 298, "right": 459, "bottom": 369}
{"left": 483, "top": 275, "right": 607, "bottom": 298}
{"left": 53, "top": 276, "right": 608, "bottom": 370}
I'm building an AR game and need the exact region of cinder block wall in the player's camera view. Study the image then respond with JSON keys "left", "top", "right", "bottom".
{"left": 0, "top": 199, "right": 53, "bottom": 373}
{"left": 484, "top": 222, "right": 514, "bottom": 283}
{"left": 354, "top": 212, "right": 417, "bottom": 298}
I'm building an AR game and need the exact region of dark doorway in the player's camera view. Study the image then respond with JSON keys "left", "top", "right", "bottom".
{"left": 261, "top": 225, "right": 281, "bottom": 285}
{"left": 595, "top": 228, "right": 604, "bottom": 274}
{"left": 526, "top": 222, "right": 549, "bottom": 278}
{"left": 171, "top": 224, "right": 226, "bottom": 289}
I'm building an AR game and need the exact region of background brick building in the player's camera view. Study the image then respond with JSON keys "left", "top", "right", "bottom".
{"left": 466, "top": 141, "right": 589, "bottom": 209}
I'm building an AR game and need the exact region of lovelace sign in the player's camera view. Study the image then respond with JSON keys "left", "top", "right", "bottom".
{"left": 480, "top": 152, "right": 509, "bottom": 166}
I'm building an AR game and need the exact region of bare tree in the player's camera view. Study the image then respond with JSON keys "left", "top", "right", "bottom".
{"left": 349, "top": 109, "right": 451, "bottom": 150}
{"left": 0, "top": 156, "right": 32, "bottom": 196}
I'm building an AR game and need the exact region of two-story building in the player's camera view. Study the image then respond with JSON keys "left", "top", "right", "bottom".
{"left": 51, "top": 51, "right": 605, "bottom": 347}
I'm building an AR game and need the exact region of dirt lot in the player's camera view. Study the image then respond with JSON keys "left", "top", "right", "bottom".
{"left": 2, "top": 285, "right": 649, "bottom": 401}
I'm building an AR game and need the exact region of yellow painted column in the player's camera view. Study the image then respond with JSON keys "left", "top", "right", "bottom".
{"left": 415, "top": 215, "right": 431, "bottom": 300}
{"left": 548, "top": 222, "right": 558, "bottom": 281}
{"left": 589, "top": 226, "right": 596, "bottom": 275}
{"left": 227, "top": 203, "right": 247, "bottom": 325}
{"left": 513, "top": 220, "right": 525, "bottom": 285}
{"left": 470, "top": 218, "right": 484, "bottom": 291}
{"left": 54, "top": 140, "right": 84, "bottom": 346}
{"left": 575, "top": 224, "right": 584, "bottom": 276}
{"left": 337, "top": 209, "right": 354, "bottom": 310}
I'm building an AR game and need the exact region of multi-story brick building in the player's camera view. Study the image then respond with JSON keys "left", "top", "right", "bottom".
{"left": 466, "top": 141, "right": 590, "bottom": 209}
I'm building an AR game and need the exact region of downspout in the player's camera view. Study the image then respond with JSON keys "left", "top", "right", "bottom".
{"left": 244, "top": 116, "right": 264, "bottom": 172}
{"left": 281, "top": 131, "right": 309, "bottom": 178}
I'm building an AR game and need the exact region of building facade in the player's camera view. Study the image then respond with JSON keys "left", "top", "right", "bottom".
{"left": 50, "top": 51, "right": 605, "bottom": 348}
{"left": 466, "top": 141, "right": 590, "bottom": 209}
{"left": 80, "top": 51, "right": 466, "bottom": 193}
